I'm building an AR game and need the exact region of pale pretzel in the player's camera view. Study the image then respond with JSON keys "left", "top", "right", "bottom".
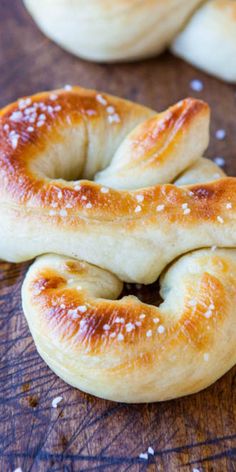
{"left": 23, "top": 0, "right": 236, "bottom": 82}
{"left": 1, "top": 86, "right": 236, "bottom": 402}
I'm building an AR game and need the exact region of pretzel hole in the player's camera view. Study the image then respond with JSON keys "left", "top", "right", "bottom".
{"left": 120, "top": 280, "right": 163, "bottom": 307}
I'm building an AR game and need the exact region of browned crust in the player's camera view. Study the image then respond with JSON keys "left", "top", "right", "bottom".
{"left": 29, "top": 265, "right": 227, "bottom": 362}
{"left": 1, "top": 88, "right": 230, "bottom": 227}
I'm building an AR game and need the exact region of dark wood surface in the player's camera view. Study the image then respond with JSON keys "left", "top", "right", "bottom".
{"left": 1, "top": 1, "right": 236, "bottom": 471}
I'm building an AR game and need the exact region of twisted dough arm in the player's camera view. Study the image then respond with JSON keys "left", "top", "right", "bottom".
{"left": 171, "top": 0, "right": 236, "bottom": 82}
{"left": 95, "top": 98, "right": 209, "bottom": 189}
{"left": 0, "top": 88, "right": 235, "bottom": 283}
{"left": 174, "top": 157, "right": 225, "bottom": 185}
{"left": 23, "top": 0, "right": 203, "bottom": 61}
{"left": 22, "top": 248, "right": 236, "bottom": 402}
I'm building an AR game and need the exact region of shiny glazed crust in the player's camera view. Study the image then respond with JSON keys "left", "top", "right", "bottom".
{"left": 2, "top": 86, "right": 234, "bottom": 284}
{"left": 1, "top": 85, "right": 235, "bottom": 402}
{"left": 22, "top": 249, "right": 236, "bottom": 402}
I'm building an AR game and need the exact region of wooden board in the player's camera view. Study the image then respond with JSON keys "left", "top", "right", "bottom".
{"left": 1, "top": 1, "right": 236, "bottom": 471}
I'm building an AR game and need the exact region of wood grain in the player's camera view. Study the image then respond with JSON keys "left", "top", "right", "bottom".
{"left": 0, "top": 1, "right": 236, "bottom": 471}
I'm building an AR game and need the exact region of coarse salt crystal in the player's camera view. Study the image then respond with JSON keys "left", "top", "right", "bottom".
{"left": 103, "top": 324, "right": 110, "bottom": 331}
{"left": 140, "top": 314, "right": 146, "bottom": 319}
{"left": 226, "top": 202, "right": 232, "bottom": 209}
{"left": 136, "top": 195, "right": 144, "bottom": 203}
{"left": 188, "top": 299, "right": 197, "bottom": 307}
{"left": 68, "top": 309, "right": 79, "bottom": 318}
{"left": 182, "top": 203, "right": 188, "bottom": 209}
{"left": 59, "top": 209, "right": 67, "bottom": 217}
{"left": 157, "top": 325, "right": 165, "bottom": 334}
{"left": 57, "top": 190, "right": 63, "bottom": 199}
{"left": 96, "top": 94, "right": 107, "bottom": 106}
{"left": 114, "top": 317, "right": 125, "bottom": 323}
{"left": 190, "top": 79, "right": 203, "bottom": 92}
{"left": 52, "top": 396, "right": 63, "bottom": 408}
{"left": 156, "top": 204, "right": 165, "bottom": 212}
{"left": 106, "top": 105, "right": 115, "bottom": 114}
{"left": 85, "top": 202, "right": 92, "bottom": 209}
{"left": 64, "top": 84, "right": 72, "bottom": 91}
{"left": 27, "top": 126, "right": 34, "bottom": 132}
{"left": 74, "top": 184, "right": 81, "bottom": 191}
{"left": 108, "top": 113, "right": 120, "bottom": 124}
{"left": 100, "top": 186, "right": 109, "bottom": 193}
{"left": 10, "top": 111, "right": 23, "bottom": 122}
{"left": 10, "top": 132, "right": 19, "bottom": 150}
{"left": 135, "top": 205, "right": 142, "bottom": 213}
{"left": 126, "top": 322, "right": 135, "bottom": 332}
{"left": 183, "top": 208, "right": 191, "bottom": 215}
{"left": 139, "top": 452, "right": 148, "bottom": 460}
{"left": 50, "top": 93, "right": 58, "bottom": 101}
{"left": 80, "top": 319, "right": 87, "bottom": 328}
{"left": 214, "top": 156, "right": 225, "bottom": 167}
{"left": 117, "top": 333, "right": 124, "bottom": 341}
{"left": 215, "top": 129, "right": 226, "bottom": 140}
{"left": 148, "top": 446, "right": 154, "bottom": 455}
{"left": 146, "top": 330, "right": 152, "bottom": 337}
{"left": 86, "top": 109, "right": 96, "bottom": 116}
{"left": 37, "top": 120, "right": 45, "bottom": 128}
{"left": 78, "top": 305, "right": 87, "bottom": 313}
{"left": 153, "top": 318, "right": 160, "bottom": 324}
{"left": 18, "top": 97, "right": 31, "bottom": 109}
{"left": 49, "top": 210, "right": 57, "bottom": 216}
{"left": 204, "top": 353, "right": 209, "bottom": 362}
{"left": 217, "top": 216, "right": 224, "bottom": 224}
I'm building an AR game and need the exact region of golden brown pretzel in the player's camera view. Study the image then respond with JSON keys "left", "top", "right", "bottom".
{"left": 22, "top": 248, "right": 236, "bottom": 402}
{"left": 1, "top": 86, "right": 236, "bottom": 402}
{"left": 0, "top": 86, "right": 235, "bottom": 284}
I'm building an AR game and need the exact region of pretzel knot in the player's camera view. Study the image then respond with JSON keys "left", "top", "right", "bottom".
{"left": 1, "top": 86, "right": 236, "bottom": 402}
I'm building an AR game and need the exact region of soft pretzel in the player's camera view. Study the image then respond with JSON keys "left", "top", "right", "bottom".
{"left": 22, "top": 248, "right": 236, "bottom": 402}
{"left": 1, "top": 86, "right": 236, "bottom": 402}
{"left": 1, "top": 86, "right": 236, "bottom": 284}
{"left": 23, "top": 0, "right": 236, "bottom": 82}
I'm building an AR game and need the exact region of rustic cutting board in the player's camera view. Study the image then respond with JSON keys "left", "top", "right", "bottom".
{"left": 1, "top": 1, "right": 236, "bottom": 471}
